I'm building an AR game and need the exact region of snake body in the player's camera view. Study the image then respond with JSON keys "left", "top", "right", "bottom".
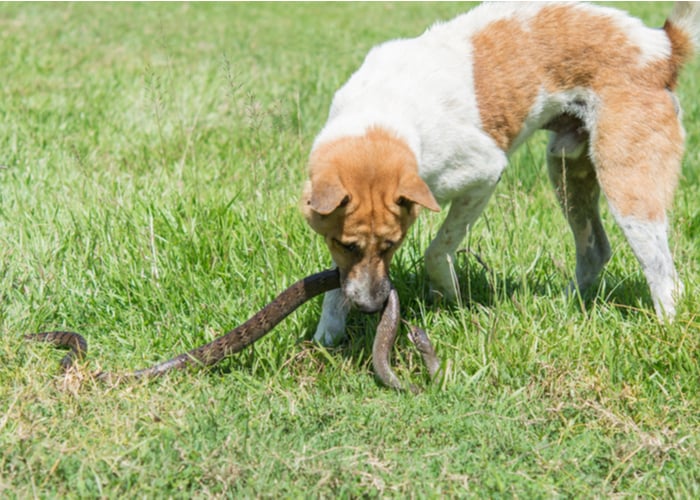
{"left": 372, "top": 289, "right": 441, "bottom": 393}
{"left": 26, "top": 269, "right": 339, "bottom": 381}
{"left": 372, "top": 289, "right": 404, "bottom": 391}
{"left": 25, "top": 330, "right": 88, "bottom": 371}
{"left": 26, "top": 268, "right": 440, "bottom": 389}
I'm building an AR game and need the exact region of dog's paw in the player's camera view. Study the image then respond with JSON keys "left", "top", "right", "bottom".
{"left": 652, "top": 278, "right": 684, "bottom": 323}
{"left": 313, "top": 311, "right": 348, "bottom": 346}
{"left": 427, "top": 283, "right": 455, "bottom": 303}
{"left": 426, "top": 267, "right": 461, "bottom": 305}
{"left": 313, "top": 321, "right": 347, "bottom": 347}
{"left": 425, "top": 251, "right": 462, "bottom": 304}
{"left": 564, "top": 279, "right": 600, "bottom": 305}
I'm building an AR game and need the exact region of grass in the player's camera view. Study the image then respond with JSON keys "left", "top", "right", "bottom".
{"left": 1, "top": 2, "right": 699, "bottom": 497}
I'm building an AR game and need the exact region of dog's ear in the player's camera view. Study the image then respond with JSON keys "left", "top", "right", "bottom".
{"left": 397, "top": 174, "right": 440, "bottom": 212}
{"left": 305, "top": 171, "right": 350, "bottom": 215}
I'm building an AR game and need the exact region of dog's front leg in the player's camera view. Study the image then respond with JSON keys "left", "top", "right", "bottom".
{"left": 313, "top": 288, "right": 351, "bottom": 346}
{"left": 425, "top": 186, "right": 496, "bottom": 302}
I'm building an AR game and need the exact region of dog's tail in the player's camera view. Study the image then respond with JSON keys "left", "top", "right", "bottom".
{"left": 667, "top": 2, "right": 700, "bottom": 48}
{"left": 664, "top": 2, "right": 700, "bottom": 87}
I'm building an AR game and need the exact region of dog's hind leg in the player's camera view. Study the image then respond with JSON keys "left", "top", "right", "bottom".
{"left": 590, "top": 89, "right": 685, "bottom": 320}
{"left": 546, "top": 126, "right": 611, "bottom": 295}
{"left": 606, "top": 210, "right": 682, "bottom": 320}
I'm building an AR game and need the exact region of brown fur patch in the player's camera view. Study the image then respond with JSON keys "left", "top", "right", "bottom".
{"left": 471, "top": 18, "right": 539, "bottom": 151}
{"left": 472, "top": 4, "right": 688, "bottom": 151}
{"left": 591, "top": 88, "right": 683, "bottom": 220}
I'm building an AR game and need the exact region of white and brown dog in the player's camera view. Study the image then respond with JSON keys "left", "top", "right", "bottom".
{"left": 302, "top": 2, "right": 699, "bottom": 345}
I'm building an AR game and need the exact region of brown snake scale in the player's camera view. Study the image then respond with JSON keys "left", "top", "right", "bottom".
{"left": 25, "top": 268, "right": 440, "bottom": 390}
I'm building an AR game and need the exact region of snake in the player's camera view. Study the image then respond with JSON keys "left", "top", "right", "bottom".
{"left": 373, "top": 288, "right": 441, "bottom": 393}
{"left": 25, "top": 268, "right": 441, "bottom": 389}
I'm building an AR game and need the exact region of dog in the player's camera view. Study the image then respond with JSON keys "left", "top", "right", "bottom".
{"left": 302, "top": 2, "right": 699, "bottom": 346}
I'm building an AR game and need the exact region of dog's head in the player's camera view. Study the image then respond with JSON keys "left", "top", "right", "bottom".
{"left": 302, "top": 127, "right": 440, "bottom": 313}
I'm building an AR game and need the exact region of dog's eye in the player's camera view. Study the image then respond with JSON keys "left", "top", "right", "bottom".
{"left": 333, "top": 238, "right": 359, "bottom": 254}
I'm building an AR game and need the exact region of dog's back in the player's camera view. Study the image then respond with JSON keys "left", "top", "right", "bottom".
{"left": 307, "top": 2, "right": 699, "bottom": 345}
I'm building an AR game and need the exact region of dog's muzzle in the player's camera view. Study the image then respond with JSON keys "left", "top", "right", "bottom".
{"left": 343, "top": 275, "right": 392, "bottom": 314}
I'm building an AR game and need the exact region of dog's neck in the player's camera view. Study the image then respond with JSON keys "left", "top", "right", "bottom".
{"left": 313, "top": 111, "right": 422, "bottom": 166}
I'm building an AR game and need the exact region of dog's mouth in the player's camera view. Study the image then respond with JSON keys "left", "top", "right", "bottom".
{"left": 341, "top": 274, "right": 392, "bottom": 314}
{"left": 354, "top": 300, "right": 385, "bottom": 314}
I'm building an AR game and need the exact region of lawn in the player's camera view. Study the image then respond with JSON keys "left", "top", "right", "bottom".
{"left": 1, "top": 2, "right": 699, "bottom": 497}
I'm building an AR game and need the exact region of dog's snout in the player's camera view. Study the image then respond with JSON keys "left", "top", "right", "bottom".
{"left": 343, "top": 273, "right": 392, "bottom": 313}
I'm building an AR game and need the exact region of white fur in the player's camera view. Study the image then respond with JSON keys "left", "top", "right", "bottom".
{"left": 314, "top": 9, "right": 506, "bottom": 206}
{"left": 315, "top": 289, "right": 350, "bottom": 346}
{"left": 609, "top": 208, "right": 683, "bottom": 319}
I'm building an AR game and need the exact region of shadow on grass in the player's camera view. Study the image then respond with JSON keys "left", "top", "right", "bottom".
{"left": 579, "top": 273, "right": 655, "bottom": 319}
